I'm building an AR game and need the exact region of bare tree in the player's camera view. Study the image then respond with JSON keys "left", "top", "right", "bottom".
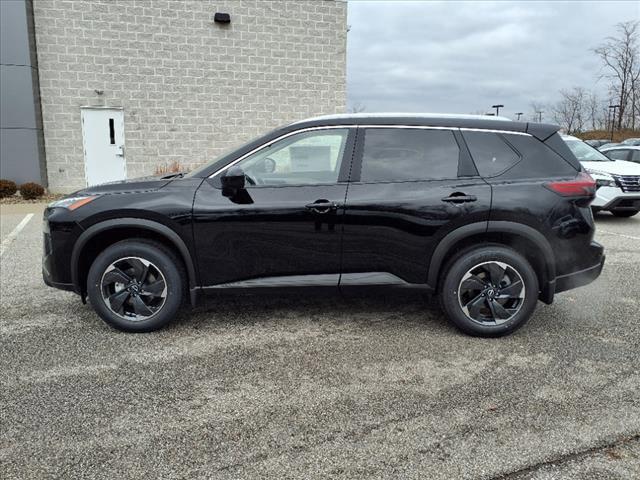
{"left": 631, "top": 78, "right": 640, "bottom": 129}
{"left": 593, "top": 20, "right": 640, "bottom": 130}
{"left": 551, "top": 87, "right": 587, "bottom": 134}
{"left": 469, "top": 109, "right": 493, "bottom": 116}
{"left": 529, "top": 101, "right": 546, "bottom": 122}
{"left": 586, "top": 92, "right": 606, "bottom": 130}
{"left": 348, "top": 102, "right": 367, "bottom": 113}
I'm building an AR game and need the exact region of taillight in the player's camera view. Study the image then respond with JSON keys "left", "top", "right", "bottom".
{"left": 544, "top": 172, "right": 596, "bottom": 197}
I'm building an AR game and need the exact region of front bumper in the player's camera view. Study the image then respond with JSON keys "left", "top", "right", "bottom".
{"left": 42, "top": 209, "right": 80, "bottom": 293}
{"left": 601, "top": 196, "right": 640, "bottom": 211}
{"left": 592, "top": 186, "right": 640, "bottom": 211}
{"left": 42, "top": 235, "right": 74, "bottom": 292}
{"left": 42, "top": 270, "right": 75, "bottom": 291}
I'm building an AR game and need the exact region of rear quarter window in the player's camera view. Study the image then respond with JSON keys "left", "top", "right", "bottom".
{"left": 543, "top": 133, "right": 581, "bottom": 170}
{"left": 462, "top": 131, "right": 520, "bottom": 177}
{"left": 504, "top": 135, "right": 578, "bottom": 177}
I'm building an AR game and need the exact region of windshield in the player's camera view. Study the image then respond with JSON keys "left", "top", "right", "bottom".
{"left": 563, "top": 139, "right": 611, "bottom": 162}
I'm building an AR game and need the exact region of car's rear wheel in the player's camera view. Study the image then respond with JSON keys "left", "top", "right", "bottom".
{"left": 440, "top": 245, "right": 539, "bottom": 337}
{"left": 87, "top": 240, "right": 185, "bottom": 332}
{"left": 611, "top": 210, "right": 638, "bottom": 217}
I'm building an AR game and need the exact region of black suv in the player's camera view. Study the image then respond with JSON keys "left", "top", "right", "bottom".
{"left": 43, "top": 114, "right": 605, "bottom": 336}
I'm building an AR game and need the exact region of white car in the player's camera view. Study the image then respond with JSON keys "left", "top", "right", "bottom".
{"left": 562, "top": 135, "right": 640, "bottom": 218}
{"left": 600, "top": 145, "right": 640, "bottom": 164}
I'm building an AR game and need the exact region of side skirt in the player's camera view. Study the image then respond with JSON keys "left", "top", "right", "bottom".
{"left": 193, "top": 272, "right": 434, "bottom": 302}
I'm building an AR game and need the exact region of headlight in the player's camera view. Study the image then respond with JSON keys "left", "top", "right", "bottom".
{"left": 584, "top": 169, "right": 616, "bottom": 188}
{"left": 48, "top": 195, "right": 98, "bottom": 210}
{"left": 595, "top": 178, "right": 617, "bottom": 188}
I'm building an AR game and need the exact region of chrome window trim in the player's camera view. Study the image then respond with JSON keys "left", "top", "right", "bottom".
{"left": 359, "top": 125, "right": 456, "bottom": 131}
{"left": 208, "top": 124, "right": 532, "bottom": 178}
{"left": 459, "top": 127, "right": 531, "bottom": 136}
{"left": 353, "top": 125, "right": 531, "bottom": 135}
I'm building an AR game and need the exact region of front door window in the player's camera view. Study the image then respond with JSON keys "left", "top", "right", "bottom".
{"left": 233, "top": 129, "right": 350, "bottom": 186}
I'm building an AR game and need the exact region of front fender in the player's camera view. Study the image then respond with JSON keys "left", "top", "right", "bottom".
{"left": 70, "top": 218, "right": 198, "bottom": 303}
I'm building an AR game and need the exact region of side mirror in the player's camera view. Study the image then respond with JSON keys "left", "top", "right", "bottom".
{"left": 221, "top": 166, "right": 246, "bottom": 197}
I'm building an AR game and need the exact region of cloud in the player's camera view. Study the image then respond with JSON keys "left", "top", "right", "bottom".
{"left": 346, "top": 0, "right": 640, "bottom": 120}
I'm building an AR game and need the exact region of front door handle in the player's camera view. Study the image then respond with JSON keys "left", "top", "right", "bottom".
{"left": 441, "top": 194, "right": 477, "bottom": 203}
{"left": 305, "top": 200, "right": 339, "bottom": 214}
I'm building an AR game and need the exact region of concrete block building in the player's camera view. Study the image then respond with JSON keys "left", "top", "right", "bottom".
{"left": 0, "top": 0, "right": 347, "bottom": 192}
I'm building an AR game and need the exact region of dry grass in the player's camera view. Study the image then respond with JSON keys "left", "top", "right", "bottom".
{"left": 154, "top": 161, "right": 185, "bottom": 176}
{"left": 575, "top": 129, "right": 640, "bottom": 142}
{"left": 0, "top": 193, "right": 64, "bottom": 205}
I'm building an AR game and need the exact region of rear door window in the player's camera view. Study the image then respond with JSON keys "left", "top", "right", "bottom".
{"left": 359, "top": 128, "right": 459, "bottom": 182}
{"left": 462, "top": 131, "right": 520, "bottom": 177}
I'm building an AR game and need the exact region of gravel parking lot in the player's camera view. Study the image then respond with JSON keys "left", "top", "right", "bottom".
{"left": 1, "top": 203, "right": 639, "bottom": 479}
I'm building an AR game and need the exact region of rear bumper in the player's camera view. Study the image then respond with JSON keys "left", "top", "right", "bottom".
{"left": 540, "top": 240, "right": 604, "bottom": 303}
{"left": 555, "top": 253, "right": 605, "bottom": 294}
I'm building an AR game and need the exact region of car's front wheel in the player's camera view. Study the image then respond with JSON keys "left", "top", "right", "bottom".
{"left": 440, "top": 245, "right": 539, "bottom": 337}
{"left": 611, "top": 210, "right": 639, "bottom": 218}
{"left": 87, "top": 240, "right": 185, "bottom": 332}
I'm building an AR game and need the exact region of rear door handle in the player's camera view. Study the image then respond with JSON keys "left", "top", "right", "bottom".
{"left": 305, "top": 200, "right": 339, "bottom": 213}
{"left": 441, "top": 194, "right": 477, "bottom": 203}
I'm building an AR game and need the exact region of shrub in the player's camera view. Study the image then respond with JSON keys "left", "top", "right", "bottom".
{"left": 0, "top": 179, "right": 18, "bottom": 198}
{"left": 19, "top": 182, "right": 45, "bottom": 200}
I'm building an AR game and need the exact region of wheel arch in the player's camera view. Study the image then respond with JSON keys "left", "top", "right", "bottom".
{"left": 71, "top": 218, "right": 198, "bottom": 303}
{"left": 427, "top": 221, "right": 556, "bottom": 303}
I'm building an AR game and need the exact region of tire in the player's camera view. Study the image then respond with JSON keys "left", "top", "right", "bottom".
{"left": 87, "top": 239, "right": 185, "bottom": 332}
{"left": 439, "top": 245, "right": 539, "bottom": 337}
{"left": 611, "top": 210, "right": 638, "bottom": 218}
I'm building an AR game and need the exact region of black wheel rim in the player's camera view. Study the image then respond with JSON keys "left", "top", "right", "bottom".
{"left": 100, "top": 257, "right": 167, "bottom": 321}
{"left": 457, "top": 261, "right": 526, "bottom": 326}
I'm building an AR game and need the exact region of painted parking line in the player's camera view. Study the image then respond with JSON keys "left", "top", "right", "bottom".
{"left": 598, "top": 230, "right": 640, "bottom": 241}
{"left": 0, "top": 214, "right": 34, "bottom": 258}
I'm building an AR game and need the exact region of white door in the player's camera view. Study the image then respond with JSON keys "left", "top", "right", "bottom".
{"left": 81, "top": 108, "right": 126, "bottom": 186}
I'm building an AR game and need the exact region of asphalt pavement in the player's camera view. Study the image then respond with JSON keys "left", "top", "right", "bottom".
{"left": 1, "top": 203, "right": 639, "bottom": 479}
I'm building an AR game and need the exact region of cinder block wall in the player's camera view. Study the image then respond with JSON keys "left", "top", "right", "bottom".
{"left": 32, "top": 0, "right": 347, "bottom": 192}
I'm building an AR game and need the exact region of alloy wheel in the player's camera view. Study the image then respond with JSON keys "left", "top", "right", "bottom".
{"left": 100, "top": 257, "right": 167, "bottom": 321}
{"left": 457, "top": 261, "right": 526, "bottom": 325}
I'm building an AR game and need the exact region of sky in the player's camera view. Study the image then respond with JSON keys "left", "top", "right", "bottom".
{"left": 346, "top": 0, "right": 640, "bottom": 121}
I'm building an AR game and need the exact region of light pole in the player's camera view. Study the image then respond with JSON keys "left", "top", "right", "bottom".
{"left": 492, "top": 104, "right": 504, "bottom": 116}
{"left": 515, "top": 112, "right": 523, "bottom": 121}
{"left": 608, "top": 104, "right": 620, "bottom": 141}
{"left": 536, "top": 111, "right": 543, "bottom": 122}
